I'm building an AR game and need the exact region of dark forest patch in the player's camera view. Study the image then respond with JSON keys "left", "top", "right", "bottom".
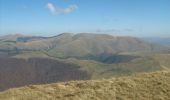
{"left": 64, "top": 54, "right": 139, "bottom": 64}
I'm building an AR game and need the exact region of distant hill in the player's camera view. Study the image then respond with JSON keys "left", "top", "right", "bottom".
{"left": 0, "top": 33, "right": 169, "bottom": 61}
{"left": 142, "top": 37, "right": 170, "bottom": 46}
{"left": 0, "top": 34, "right": 46, "bottom": 42}
{"left": 0, "top": 71, "right": 169, "bottom": 100}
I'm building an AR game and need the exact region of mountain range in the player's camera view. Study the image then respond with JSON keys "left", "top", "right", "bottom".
{"left": 0, "top": 33, "right": 170, "bottom": 91}
{"left": 0, "top": 33, "right": 168, "bottom": 58}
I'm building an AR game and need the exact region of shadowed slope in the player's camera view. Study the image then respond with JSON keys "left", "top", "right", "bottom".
{"left": 0, "top": 57, "right": 90, "bottom": 91}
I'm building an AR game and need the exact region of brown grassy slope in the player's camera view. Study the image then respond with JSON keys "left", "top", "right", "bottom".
{"left": 0, "top": 71, "right": 169, "bottom": 100}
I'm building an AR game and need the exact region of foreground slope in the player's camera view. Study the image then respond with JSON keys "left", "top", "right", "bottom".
{"left": 0, "top": 71, "right": 169, "bottom": 100}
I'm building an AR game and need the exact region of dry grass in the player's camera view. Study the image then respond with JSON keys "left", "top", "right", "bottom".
{"left": 0, "top": 71, "right": 170, "bottom": 100}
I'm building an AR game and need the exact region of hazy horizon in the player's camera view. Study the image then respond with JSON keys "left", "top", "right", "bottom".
{"left": 0, "top": 32, "right": 170, "bottom": 38}
{"left": 0, "top": 0, "right": 170, "bottom": 37}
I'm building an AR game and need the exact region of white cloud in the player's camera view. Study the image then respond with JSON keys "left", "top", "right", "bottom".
{"left": 46, "top": 2, "right": 78, "bottom": 15}
{"left": 47, "top": 3, "right": 57, "bottom": 14}
{"left": 64, "top": 5, "right": 78, "bottom": 13}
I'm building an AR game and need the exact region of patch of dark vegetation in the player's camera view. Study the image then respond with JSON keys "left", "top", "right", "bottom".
{"left": 0, "top": 58, "right": 90, "bottom": 91}
{"left": 61, "top": 54, "right": 139, "bottom": 64}
{"left": 0, "top": 48, "right": 23, "bottom": 56}
{"left": 3, "top": 40, "right": 16, "bottom": 43}
{"left": 0, "top": 49, "right": 44, "bottom": 57}
{"left": 17, "top": 36, "right": 47, "bottom": 42}
{"left": 97, "top": 54, "right": 139, "bottom": 64}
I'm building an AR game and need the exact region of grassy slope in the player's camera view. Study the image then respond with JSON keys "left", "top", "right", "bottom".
{"left": 13, "top": 52, "right": 168, "bottom": 79}
{"left": 1, "top": 33, "right": 165, "bottom": 58}
{"left": 0, "top": 71, "right": 169, "bottom": 100}
{"left": 66, "top": 56, "right": 162, "bottom": 79}
{"left": 153, "top": 54, "right": 170, "bottom": 69}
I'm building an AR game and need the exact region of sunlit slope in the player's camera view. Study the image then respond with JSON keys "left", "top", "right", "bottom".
{"left": 0, "top": 33, "right": 168, "bottom": 58}
{"left": 67, "top": 57, "right": 162, "bottom": 79}
{"left": 0, "top": 71, "right": 169, "bottom": 100}
{"left": 153, "top": 54, "right": 170, "bottom": 69}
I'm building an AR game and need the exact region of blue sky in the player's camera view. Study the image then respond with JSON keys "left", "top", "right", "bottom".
{"left": 0, "top": 0, "right": 170, "bottom": 37}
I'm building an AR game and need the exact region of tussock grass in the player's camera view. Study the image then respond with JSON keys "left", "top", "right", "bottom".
{"left": 0, "top": 71, "right": 170, "bottom": 100}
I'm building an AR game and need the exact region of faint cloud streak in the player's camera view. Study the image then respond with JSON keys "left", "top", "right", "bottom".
{"left": 96, "top": 29, "right": 134, "bottom": 33}
{"left": 46, "top": 2, "right": 78, "bottom": 15}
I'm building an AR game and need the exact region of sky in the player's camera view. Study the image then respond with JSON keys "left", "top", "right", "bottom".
{"left": 0, "top": 0, "right": 170, "bottom": 37}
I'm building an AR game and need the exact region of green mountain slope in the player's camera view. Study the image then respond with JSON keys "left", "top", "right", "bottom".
{"left": 0, "top": 33, "right": 168, "bottom": 59}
